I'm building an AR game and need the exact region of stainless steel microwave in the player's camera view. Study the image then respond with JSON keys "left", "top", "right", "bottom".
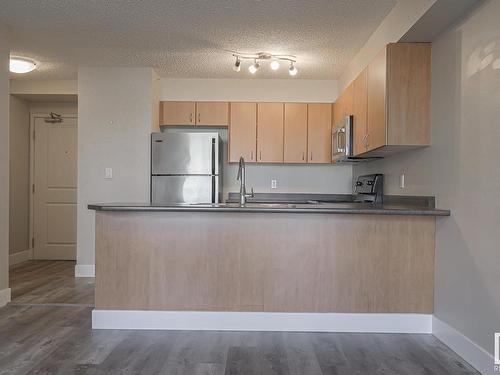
{"left": 332, "top": 115, "right": 379, "bottom": 163}
{"left": 332, "top": 115, "right": 353, "bottom": 162}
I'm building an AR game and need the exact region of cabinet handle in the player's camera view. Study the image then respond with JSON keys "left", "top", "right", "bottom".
{"left": 198, "top": 113, "right": 201, "bottom": 123}
{"left": 259, "top": 150, "right": 262, "bottom": 160}
{"left": 302, "top": 151, "right": 305, "bottom": 161}
{"left": 190, "top": 113, "right": 193, "bottom": 123}
{"left": 310, "top": 151, "right": 313, "bottom": 161}
{"left": 366, "top": 134, "right": 370, "bottom": 147}
{"left": 251, "top": 150, "right": 253, "bottom": 160}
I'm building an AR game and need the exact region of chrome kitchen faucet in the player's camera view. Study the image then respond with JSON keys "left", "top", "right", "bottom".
{"left": 237, "top": 156, "right": 254, "bottom": 206}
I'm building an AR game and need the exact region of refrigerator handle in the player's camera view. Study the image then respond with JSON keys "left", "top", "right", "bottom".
{"left": 211, "top": 138, "right": 216, "bottom": 175}
{"left": 211, "top": 176, "right": 216, "bottom": 203}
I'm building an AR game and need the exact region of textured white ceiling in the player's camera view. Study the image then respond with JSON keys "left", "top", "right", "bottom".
{"left": 1, "top": 0, "right": 397, "bottom": 80}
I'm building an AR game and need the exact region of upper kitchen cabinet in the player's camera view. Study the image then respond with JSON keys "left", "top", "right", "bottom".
{"left": 195, "top": 102, "right": 229, "bottom": 126}
{"left": 334, "top": 84, "right": 353, "bottom": 128}
{"left": 362, "top": 43, "right": 431, "bottom": 155}
{"left": 229, "top": 102, "right": 257, "bottom": 163}
{"left": 352, "top": 68, "right": 368, "bottom": 156}
{"left": 160, "top": 101, "right": 196, "bottom": 125}
{"left": 284, "top": 103, "right": 308, "bottom": 163}
{"left": 257, "top": 103, "right": 284, "bottom": 163}
{"left": 160, "top": 101, "right": 229, "bottom": 126}
{"left": 307, "top": 103, "right": 332, "bottom": 163}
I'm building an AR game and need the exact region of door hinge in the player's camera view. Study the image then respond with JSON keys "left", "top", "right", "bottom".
{"left": 32, "top": 238, "right": 34, "bottom": 248}
{"left": 32, "top": 184, "right": 35, "bottom": 194}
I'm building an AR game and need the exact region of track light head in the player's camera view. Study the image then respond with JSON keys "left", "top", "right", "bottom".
{"left": 248, "top": 60, "right": 260, "bottom": 74}
{"left": 270, "top": 60, "right": 280, "bottom": 71}
{"left": 289, "top": 62, "right": 298, "bottom": 76}
{"left": 233, "top": 57, "right": 241, "bottom": 72}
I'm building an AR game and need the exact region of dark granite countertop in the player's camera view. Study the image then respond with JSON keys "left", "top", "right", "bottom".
{"left": 88, "top": 193, "right": 450, "bottom": 216}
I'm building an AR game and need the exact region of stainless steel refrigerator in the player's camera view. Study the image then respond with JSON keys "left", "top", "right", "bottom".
{"left": 151, "top": 132, "right": 222, "bottom": 204}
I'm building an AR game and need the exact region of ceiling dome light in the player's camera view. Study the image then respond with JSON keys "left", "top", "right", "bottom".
{"left": 288, "top": 62, "right": 298, "bottom": 76}
{"left": 10, "top": 57, "right": 37, "bottom": 74}
{"left": 270, "top": 60, "right": 280, "bottom": 71}
{"left": 233, "top": 57, "right": 241, "bottom": 72}
{"left": 248, "top": 60, "right": 260, "bottom": 74}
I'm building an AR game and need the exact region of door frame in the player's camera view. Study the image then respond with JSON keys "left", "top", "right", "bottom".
{"left": 28, "top": 112, "right": 78, "bottom": 260}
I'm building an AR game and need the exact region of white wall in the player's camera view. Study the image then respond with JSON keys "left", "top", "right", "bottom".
{"left": 77, "top": 68, "right": 156, "bottom": 267}
{"left": 160, "top": 79, "right": 338, "bottom": 102}
{"left": 9, "top": 96, "right": 30, "bottom": 257}
{"left": 354, "top": 0, "right": 500, "bottom": 358}
{"left": 160, "top": 78, "right": 352, "bottom": 196}
{"left": 0, "top": 24, "right": 10, "bottom": 303}
{"left": 338, "top": 0, "right": 436, "bottom": 92}
{"left": 10, "top": 80, "right": 77, "bottom": 95}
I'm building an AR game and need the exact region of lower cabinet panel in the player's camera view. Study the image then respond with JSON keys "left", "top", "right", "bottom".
{"left": 95, "top": 212, "right": 435, "bottom": 313}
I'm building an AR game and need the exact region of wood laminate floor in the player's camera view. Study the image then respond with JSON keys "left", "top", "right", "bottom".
{"left": 0, "top": 260, "right": 479, "bottom": 375}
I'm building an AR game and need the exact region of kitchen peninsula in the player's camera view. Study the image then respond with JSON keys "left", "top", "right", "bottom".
{"left": 89, "top": 199, "right": 449, "bottom": 331}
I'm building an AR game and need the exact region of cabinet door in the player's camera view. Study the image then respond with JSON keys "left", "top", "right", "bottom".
{"left": 341, "top": 83, "right": 354, "bottom": 118}
{"left": 229, "top": 103, "right": 257, "bottom": 163}
{"left": 160, "top": 101, "right": 196, "bottom": 125}
{"left": 257, "top": 103, "right": 284, "bottom": 163}
{"left": 196, "top": 102, "right": 229, "bottom": 126}
{"left": 333, "top": 95, "right": 342, "bottom": 127}
{"left": 366, "top": 47, "right": 387, "bottom": 152}
{"left": 386, "top": 43, "right": 431, "bottom": 146}
{"left": 284, "top": 103, "right": 307, "bottom": 163}
{"left": 307, "top": 103, "right": 332, "bottom": 163}
{"left": 352, "top": 68, "right": 368, "bottom": 156}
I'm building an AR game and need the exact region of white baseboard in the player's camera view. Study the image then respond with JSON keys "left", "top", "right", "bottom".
{"left": 432, "top": 316, "right": 495, "bottom": 375}
{"left": 9, "top": 249, "right": 31, "bottom": 265}
{"left": 75, "top": 264, "right": 95, "bottom": 278}
{"left": 0, "top": 288, "right": 11, "bottom": 307}
{"left": 92, "top": 310, "right": 432, "bottom": 333}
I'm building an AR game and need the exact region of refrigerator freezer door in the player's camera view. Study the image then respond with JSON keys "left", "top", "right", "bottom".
{"left": 152, "top": 133, "right": 219, "bottom": 175}
{"left": 152, "top": 175, "right": 220, "bottom": 204}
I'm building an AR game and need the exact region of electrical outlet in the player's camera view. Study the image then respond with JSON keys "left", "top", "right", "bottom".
{"left": 105, "top": 168, "right": 113, "bottom": 179}
{"left": 400, "top": 173, "right": 405, "bottom": 189}
{"left": 271, "top": 179, "right": 277, "bottom": 189}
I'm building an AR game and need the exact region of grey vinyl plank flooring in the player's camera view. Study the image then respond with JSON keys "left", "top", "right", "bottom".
{"left": 0, "top": 260, "right": 481, "bottom": 375}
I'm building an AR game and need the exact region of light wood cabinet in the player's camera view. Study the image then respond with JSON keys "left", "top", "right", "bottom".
{"left": 366, "top": 47, "right": 387, "bottom": 152}
{"left": 284, "top": 103, "right": 308, "bottom": 163}
{"left": 160, "top": 101, "right": 196, "bottom": 125}
{"left": 195, "top": 102, "right": 229, "bottom": 126}
{"left": 336, "top": 43, "right": 431, "bottom": 157}
{"left": 228, "top": 102, "right": 257, "bottom": 163}
{"left": 257, "top": 103, "right": 284, "bottom": 163}
{"left": 160, "top": 101, "right": 229, "bottom": 126}
{"left": 307, "top": 103, "right": 332, "bottom": 163}
{"left": 352, "top": 68, "right": 368, "bottom": 156}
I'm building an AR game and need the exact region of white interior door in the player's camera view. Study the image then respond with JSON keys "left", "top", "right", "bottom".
{"left": 33, "top": 116, "right": 77, "bottom": 260}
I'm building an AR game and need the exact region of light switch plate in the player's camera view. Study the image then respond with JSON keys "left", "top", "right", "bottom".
{"left": 271, "top": 179, "right": 277, "bottom": 189}
{"left": 105, "top": 168, "right": 113, "bottom": 179}
{"left": 400, "top": 173, "right": 405, "bottom": 189}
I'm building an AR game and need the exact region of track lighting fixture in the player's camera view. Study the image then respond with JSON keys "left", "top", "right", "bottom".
{"left": 248, "top": 60, "right": 260, "bottom": 74}
{"left": 233, "top": 57, "right": 241, "bottom": 72}
{"left": 231, "top": 52, "right": 297, "bottom": 76}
